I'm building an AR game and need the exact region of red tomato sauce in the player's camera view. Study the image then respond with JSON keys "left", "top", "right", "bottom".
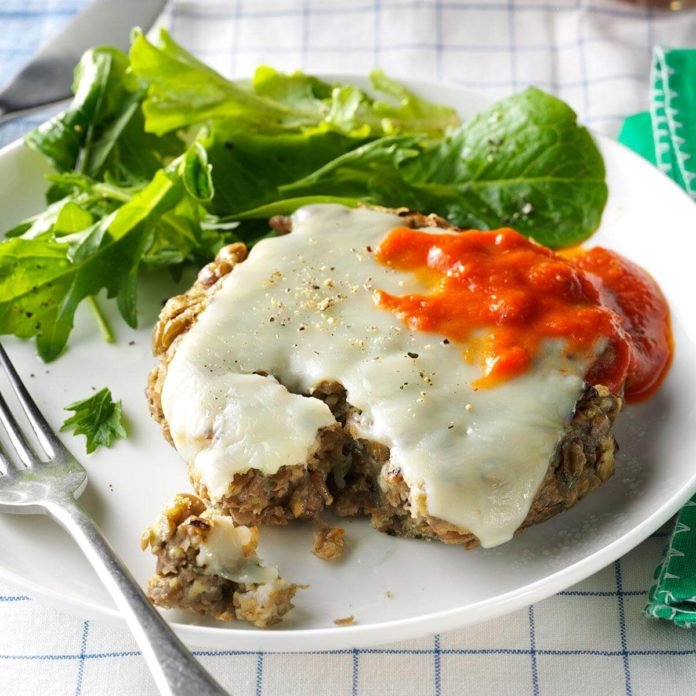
{"left": 374, "top": 226, "right": 671, "bottom": 401}
{"left": 572, "top": 247, "right": 672, "bottom": 403}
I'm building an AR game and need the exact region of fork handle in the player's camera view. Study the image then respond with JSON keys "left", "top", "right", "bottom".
{"left": 46, "top": 497, "right": 228, "bottom": 696}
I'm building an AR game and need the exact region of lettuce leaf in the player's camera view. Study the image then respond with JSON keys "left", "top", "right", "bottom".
{"left": 246, "top": 89, "right": 607, "bottom": 248}
{"left": 396, "top": 87, "right": 608, "bottom": 247}
{"left": 200, "top": 125, "right": 372, "bottom": 216}
{"left": 129, "top": 29, "right": 458, "bottom": 139}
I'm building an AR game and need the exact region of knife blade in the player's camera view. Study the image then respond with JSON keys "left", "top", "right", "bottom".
{"left": 0, "top": 0, "right": 168, "bottom": 124}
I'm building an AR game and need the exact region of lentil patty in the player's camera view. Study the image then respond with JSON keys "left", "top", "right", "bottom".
{"left": 146, "top": 208, "right": 623, "bottom": 548}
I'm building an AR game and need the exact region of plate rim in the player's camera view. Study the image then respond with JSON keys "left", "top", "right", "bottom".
{"left": 1, "top": 76, "right": 696, "bottom": 651}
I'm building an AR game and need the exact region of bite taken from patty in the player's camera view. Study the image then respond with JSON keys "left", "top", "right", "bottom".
{"left": 141, "top": 493, "right": 296, "bottom": 626}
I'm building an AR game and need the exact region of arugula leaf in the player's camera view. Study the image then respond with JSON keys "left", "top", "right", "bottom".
{"left": 54, "top": 201, "right": 94, "bottom": 234}
{"left": 0, "top": 147, "right": 212, "bottom": 360}
{"left": 6, "top": 192, "right": 103, "bottom": 240}
{"left": 25, "top": 46, "right": 180, "bottom": 183}
{"left": 277, "top": 136, "right": 423, "bottom": 200}
{"left": 182, "top": 142, "right": 214, "bottom": 202}
{"left": 61, "top": 387, "right": 127, "bottom": 453}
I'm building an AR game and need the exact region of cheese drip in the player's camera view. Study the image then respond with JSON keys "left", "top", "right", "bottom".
{"left": 162, "top": 205, "right": 591, "bottom": 547}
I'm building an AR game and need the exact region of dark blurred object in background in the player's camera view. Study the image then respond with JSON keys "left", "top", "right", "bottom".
{"left": 620, "top": 0, "right": 696, "bottom": 9}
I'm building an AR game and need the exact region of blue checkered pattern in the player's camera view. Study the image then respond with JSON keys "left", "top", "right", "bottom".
{"left": 2, "top": 1, "right": 696, "bottom": 694}
{"left": 4, "top": 530, "right": 696, "bottom": 695}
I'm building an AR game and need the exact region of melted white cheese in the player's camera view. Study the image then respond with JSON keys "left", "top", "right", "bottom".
{"left": 172, "top": 372, "right": 335, "bottom": 496}
{"left": 196, "top": 516, "right": 278, "bottom": 585}
{"left": 162, "top": 205, "right": 590, "bottom": 548}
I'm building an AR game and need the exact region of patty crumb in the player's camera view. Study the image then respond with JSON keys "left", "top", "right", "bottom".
{"left": 334, "top": 615, "right": 355, "bottom": 626}
{"left": 313, "top": 525, "right": 345, "bottom": 561}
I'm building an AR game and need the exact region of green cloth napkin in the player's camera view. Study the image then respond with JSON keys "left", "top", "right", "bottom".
{"left": 619, "top": 47, "right": 696, "bottom": 199}
{"left": 618, "top": 46, "right": 696, "bottom": 628}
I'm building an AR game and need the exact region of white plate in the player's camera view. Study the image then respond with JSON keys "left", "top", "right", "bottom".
{"left": 1, "top": 79, "right": 696, "bottom": 652}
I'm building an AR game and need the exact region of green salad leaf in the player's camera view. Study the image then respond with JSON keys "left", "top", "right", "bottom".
{"left": 61, "top": 387, "right": 127, "bottom": 453}
{"left": 130, "top": 29, "right": 458, "bottom": 139}
{"left": 397, "top": 88, "right": 608, "bottom": 247}
{"left": 369, "top": 70, "right": 463, "bottom": 136}
{"left": 0, "top": 29, "right": 608, "bottom": 360}
{"left": 130, "top": 30, "right": 313, "bottom": 136}
{"left": 259, "top": 89, "right": 607, "bottom": 247}
{"left": 25, "top": 46, "right": 180, "bottom": 184}
{"left": 200, "top": 125, "right": 371, "bottom": 217}
{"left": 0, "top": 146, "right": 214, "bottom": 360}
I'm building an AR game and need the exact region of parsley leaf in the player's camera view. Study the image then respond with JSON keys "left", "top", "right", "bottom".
{"left": 61, "top": 387, "right": 127, "bottom": 454}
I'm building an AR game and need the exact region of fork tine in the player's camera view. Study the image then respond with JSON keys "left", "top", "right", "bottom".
{"left": 0, "top": 437, "right": 11, "bottom": 475}
{"left": 0, "top": 343, "right": 61, "bottom": 458}
{"left": 0, "top": 390, "right": 40, "bottom": 466}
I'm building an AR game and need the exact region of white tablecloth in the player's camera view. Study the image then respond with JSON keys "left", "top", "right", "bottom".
{"left": 1, "top": 1, "right": 696, "bottom": 694}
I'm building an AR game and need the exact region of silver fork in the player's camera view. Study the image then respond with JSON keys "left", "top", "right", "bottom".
{"left": 0, "top": 343, "right": 228, "bottom": 696}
